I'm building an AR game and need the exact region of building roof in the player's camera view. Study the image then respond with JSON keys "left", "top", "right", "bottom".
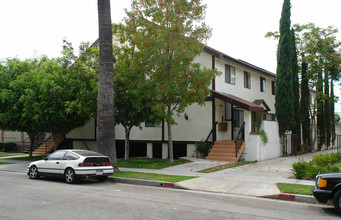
{"left": 212, "top": 90, "right": 265, "bottom": 113}
{"left": 204, "top": 46, "right": 276, "bottom": 79}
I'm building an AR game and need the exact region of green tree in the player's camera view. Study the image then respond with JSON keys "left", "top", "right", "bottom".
{"left": 97, "top": 0, "right": 118, "bottom": 170}
{"left": 275, "top": 0, "right": 295, "bottom": 141}
{"left": 125, "top": 0, "right": 219, "bottom": 163}
{"left": 300, "top": 61, "right": 311, "bottom": 152}
{"left": 0, "top": 49, "right": 97, "bottom": 157}
{"left": 112, "top": 23, "right": 156, "bottom": 161}
{"left": 291, "top": 28, "right": 301, "bottom": 148}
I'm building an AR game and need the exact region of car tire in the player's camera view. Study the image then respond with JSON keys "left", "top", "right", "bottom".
{"left": 333, "top": 189, "right": 341, "bottom": 214}
{"left": 64, "top": 168, "right": 76, "bottom": 184}
{"left": 28, "top": 165, "right": 39, "bottom": 179}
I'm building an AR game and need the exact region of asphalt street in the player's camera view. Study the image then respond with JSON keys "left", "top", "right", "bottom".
{"left": 0, "top": 171, "right": 340, "bottom": 220}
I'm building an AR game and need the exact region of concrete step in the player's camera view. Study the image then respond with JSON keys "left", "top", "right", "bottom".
{"left": 206, "top": 155, "right": 237, "bottom": 162}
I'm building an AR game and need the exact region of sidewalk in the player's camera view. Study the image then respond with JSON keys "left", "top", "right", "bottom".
{"left": 0, "top": 148, "right": 338, "bottom": 203}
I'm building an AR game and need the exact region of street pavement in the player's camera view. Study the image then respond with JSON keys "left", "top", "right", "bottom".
{"left": 0, "top": 148, "right": 338, "bottom": 202}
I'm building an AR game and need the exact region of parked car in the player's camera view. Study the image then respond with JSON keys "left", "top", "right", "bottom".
{"left": 27, "top": 149, "right": 114, "bottom": 183}
{"left": 311, "top": 172, "right": 341, "bottom": 213}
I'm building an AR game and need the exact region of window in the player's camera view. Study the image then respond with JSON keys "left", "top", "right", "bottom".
{"left": 244, "top": 71, "right": 251, "bottom": 89}
{"left": 260, "top": 77, "right": 266, "bottom": 92}
{"left": 225, "top": 64, "right": 235, "bottom": 85}
{"left": 47, "top": 151, "right": 66, "bottom": 160}
{"left": 263, "top": 113, "right": 276, "bottom": 121}
{"left": 225, "top": 102, "right": 232, "bottom": 121}
{"left": 271, "top": 81, "right": 276, "bottom": 95}
{"left": 64, "top": 152, "right": 79, "bottom": 160}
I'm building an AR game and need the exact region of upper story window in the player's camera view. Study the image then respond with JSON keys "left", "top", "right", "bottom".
{"left": 225, "top": 64, "right": 235, "bottom": 85}
{"left": 260, "top": 77, "right": 266, "bottom": 93}
{"left": 244, "top": 71, "right": 251, "bottom": 89}
{"left": 271, "top": 81, "right": 276, "bottom": 95}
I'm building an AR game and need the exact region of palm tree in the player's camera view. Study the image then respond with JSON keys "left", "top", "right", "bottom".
{"left": 97, "top": 0, "right": 118, "bottom": 171}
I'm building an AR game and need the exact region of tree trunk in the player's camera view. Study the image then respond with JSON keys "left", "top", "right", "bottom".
{"left": 52, "top": 133, "right": 64, "bottom": 151}
{"left": 28, "top": 133, "right": 35, "bottom": 158}
{"left": 97, "top": 0, "right": 118, "bottom": 172}
{"left": 124, "top": 126, "right": 132, "bottom": 161}
{"left": 167, "top": 119, "right": 174, "bottom": 164}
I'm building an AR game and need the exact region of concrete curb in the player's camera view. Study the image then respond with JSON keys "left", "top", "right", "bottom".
{"left": 262, "top": 193, "right": 321, "bottom": 204}
{"left": 108, "top": 177, "right": 178, "bottom": 188}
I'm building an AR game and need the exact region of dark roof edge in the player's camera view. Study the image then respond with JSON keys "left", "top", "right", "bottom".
{"left": 204, "top": 45, "right": 276, "bottom": 79}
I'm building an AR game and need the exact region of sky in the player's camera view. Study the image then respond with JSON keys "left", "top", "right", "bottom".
{"left": 0, "top": 0, "right": 340, "bottom": 111}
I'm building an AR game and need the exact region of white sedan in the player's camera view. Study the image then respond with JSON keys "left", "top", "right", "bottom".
{"left": 27, "top": 149, "right": 114, "bottom": 183}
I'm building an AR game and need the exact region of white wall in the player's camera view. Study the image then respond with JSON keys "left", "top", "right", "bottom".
{"left": 213, "top": 57, "right": 276, "bottom": 115}
{"left": 241, "top": 120, "right": 281, "bottom": 161}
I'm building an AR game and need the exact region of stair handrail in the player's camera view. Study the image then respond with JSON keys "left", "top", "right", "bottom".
{"left": 22, "top": 132, "right": 45, "bottom": 152}
{"left": 206, "top": 121, "right": 218, "bottom": 153}
{"left": 234, "top": 122, "right": 245, "bottom": 158}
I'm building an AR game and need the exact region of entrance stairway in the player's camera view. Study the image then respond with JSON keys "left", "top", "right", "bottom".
{"left": 32, "top": 137, "right": 55, "bottom": 155}
{"left": 206, "top": 140, "right": 245, "bottom": 162}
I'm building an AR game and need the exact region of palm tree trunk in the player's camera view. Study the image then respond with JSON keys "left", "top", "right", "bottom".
{"left": 97, "top": 0, "right": 118, "bottom": 171}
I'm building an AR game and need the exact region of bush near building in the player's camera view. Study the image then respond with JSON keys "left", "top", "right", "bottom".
{"left": 3, "top": 142, "right": 17, "bottom": 152}
{"left": 292, "top": 153, "right": 341, "bottom": 179}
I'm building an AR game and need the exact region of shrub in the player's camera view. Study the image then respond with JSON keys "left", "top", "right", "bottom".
{"left": 195, "top": 141, "right": 211, "bottom": 157}
{"left": 291, "top": 152, "right": 341, "bottom": 180}
{"left": 3, "top": 142, "right": 17, "bottom": 152}
{"left": 292, "top": 160, "right": 309, "bottom": 179}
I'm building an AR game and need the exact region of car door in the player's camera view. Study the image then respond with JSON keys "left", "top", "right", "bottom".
{"left": 39, "top": 151, "right": 66, "bottom": 175}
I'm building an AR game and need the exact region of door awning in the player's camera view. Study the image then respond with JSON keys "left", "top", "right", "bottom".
{"left": 211, "top": 90, "right": 265, "bottom": 113}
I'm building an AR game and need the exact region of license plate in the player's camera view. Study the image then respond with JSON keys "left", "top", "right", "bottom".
{"left": 96, "top": 170, "right": 103, "bottom": 175}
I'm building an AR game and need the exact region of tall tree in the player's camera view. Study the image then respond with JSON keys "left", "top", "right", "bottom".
{"left": 323, "top": 68, "right": 330, "bottom": 148}
{"left": 125, "top": 0, "right": 219, "bottom": 163}
{"left": 97, "top": 0, "right": 118, "bottom": 170}
{"left": 275, "top": 0, "right": 295, "bottom": 142}
{"left": 112, "top": 23, "right": 156, "bottom": 161}
{"left": 291, "top": 28, "right": 301, "bottom": 148}
{"left": 300, "top": 61, "right": 311, "bottom": 152}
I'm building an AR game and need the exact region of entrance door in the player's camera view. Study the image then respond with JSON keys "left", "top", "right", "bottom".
{"left": 232, "top": 107, "right": 244, "bottom": 140}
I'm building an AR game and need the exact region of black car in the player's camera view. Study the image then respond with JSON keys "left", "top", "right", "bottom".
{"left": 311, "top": 172, "right": 341, "bottom": 213}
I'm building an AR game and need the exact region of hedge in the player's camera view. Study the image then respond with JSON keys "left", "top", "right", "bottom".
{"left": 291, "top": 152, "right": 341, "bottom": 180}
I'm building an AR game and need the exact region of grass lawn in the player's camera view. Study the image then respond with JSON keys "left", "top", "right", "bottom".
{"left": 276, "top": 183, "right": 313, "bottom": 195}
{"left": 197, "top": 161, "right": 257, "bottom": 173}
{"left": 113, "top": 171, "right": 197, "bottom": 183}
{"left": 118, "top": 158, "right": 190, "bottom": 169}
{"left": 0, "top": 162, "right": 13, "bottom": 165}
{"left": 4, "top": 155, "right": 46, "bottom": 161}
{"left": 0, "top": 152, "right": 28, "bottom": 158}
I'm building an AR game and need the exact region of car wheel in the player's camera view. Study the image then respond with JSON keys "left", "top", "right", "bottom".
{"left": 333, "top": 189, "right": 341, "bottom": 214}
{"left": 64, "top": 168, "right": 76, "bottom": 184}
{"left": 28, "top": 165, "right": 39, "bottom": 179}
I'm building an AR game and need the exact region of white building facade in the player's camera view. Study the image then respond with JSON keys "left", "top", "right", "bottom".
{"left": 67, "top": 46, "right": 281, "bottom": 162}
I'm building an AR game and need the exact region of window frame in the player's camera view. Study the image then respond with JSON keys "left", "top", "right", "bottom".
{"left": 271, "top": 80, "right": 276, "bottom": 95}
{"left": 225, "top": 64, "right": 235, "bottom": 85}
{"left": 260, "top": 77, "right": 266, "bottom": 93}
{"left": 244, "top": 71, "right": 251, "bottom": 89}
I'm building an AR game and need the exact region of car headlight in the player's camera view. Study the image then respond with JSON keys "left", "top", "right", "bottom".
{"left": 318, "top": 178, "right": 327, "bottom": 188}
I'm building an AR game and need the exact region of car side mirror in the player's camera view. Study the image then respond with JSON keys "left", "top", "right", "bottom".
{"left": 43, "top": 156, "right": 47, "bottom": 160}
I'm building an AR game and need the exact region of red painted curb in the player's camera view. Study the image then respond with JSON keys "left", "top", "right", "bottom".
{"left": 163, "top": 182, "right": 174, "bottom": 188}
{"left": 279, "top": 193, "right": 295, "bottom": 201}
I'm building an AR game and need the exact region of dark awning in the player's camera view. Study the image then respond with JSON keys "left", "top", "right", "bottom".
{"left": 253, "top": 99, "right": 271, "bottom": 112}
{"left": 211, "top": 90, "right": 265, "bottom": 113}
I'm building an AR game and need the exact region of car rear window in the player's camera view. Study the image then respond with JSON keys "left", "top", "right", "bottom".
{"left": 83, "top": 157, "right": 110, "bottom": 163}
{"left": 73, "top": 150, "right": 104, "bottom": 157}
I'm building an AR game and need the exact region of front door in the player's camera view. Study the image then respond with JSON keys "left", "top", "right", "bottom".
{"left": 232, "top": 107, "right": 244, "bottom": 140}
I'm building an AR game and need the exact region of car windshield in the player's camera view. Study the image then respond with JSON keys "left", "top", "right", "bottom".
{"left": 72, "top": 150, "right": 105, "bottom": 157}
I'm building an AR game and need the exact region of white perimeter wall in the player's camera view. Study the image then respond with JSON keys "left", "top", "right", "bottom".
{"left": 241, "top": 120, "right": 280, "bottom": 162}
